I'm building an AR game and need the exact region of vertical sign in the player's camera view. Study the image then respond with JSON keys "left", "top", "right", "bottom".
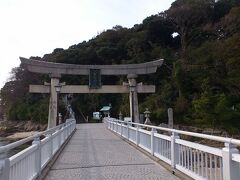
{"left": 89, "top": 69, "right": 101, "bottom": 89}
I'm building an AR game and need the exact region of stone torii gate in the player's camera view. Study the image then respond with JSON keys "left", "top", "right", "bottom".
{"left": 20, "top": 57, "right": 163, "bottom": 128}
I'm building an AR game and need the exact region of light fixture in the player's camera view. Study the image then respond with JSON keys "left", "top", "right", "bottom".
{"left": 55, "top": 85, "right": 61, "bottom": 93}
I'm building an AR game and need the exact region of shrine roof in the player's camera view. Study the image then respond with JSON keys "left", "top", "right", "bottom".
{"left": 100, "top": 106, "right": 111, "bottom": 112}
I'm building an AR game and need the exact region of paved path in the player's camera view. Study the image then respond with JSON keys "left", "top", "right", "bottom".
{"left": 45, "top": 124, "right": 180, "bottom": 180}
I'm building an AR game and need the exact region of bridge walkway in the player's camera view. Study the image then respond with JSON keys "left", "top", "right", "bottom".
{"left": 45, "top": 123, "right": 180, "bottom": 180}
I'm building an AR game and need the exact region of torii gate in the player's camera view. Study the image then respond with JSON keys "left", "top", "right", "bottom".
{"left": 20, "top": 57, "right": 163, "bottom": 128}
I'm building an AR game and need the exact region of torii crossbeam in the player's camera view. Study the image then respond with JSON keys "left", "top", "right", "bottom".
{"left": 20, "top": 57, "right": 163, "bottom": 128}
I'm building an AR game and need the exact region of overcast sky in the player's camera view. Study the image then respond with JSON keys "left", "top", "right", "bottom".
{"left": 0, "top": 0, "right": 174, "bottom": 88}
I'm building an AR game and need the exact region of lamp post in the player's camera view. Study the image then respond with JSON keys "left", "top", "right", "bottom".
{"left": 55, "top": 85, "right": 61, "bottom": 93}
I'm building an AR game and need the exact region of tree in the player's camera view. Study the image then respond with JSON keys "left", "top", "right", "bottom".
{"left": 221, "top": 7, "right": 240, "bottom": 36}
{"left": 167, "top": 0, "right": 214, "bottom": 62}
{"left": 1, "top": 0, "right": 240, "bottom": 133}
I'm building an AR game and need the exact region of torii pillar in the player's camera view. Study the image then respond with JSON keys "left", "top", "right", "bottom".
{"left": 48, "top": 74, "right": 61, "bottom": 129}
{"left": 128, "top": 74, "right": 139, "bottom": 123}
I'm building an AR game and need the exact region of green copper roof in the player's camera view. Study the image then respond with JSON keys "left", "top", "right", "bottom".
{"left": 100, "top": 106, "right": 111, "bottom": 111}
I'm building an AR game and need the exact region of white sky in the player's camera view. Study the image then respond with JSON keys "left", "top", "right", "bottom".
{"left": 0, "top": 0, "right": 174, "bottom": 88}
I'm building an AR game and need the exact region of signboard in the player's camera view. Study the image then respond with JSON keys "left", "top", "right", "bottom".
{"left": 89, "top": 69, "right": 101, "bottom": 89}
{"left": 93, "top": 112, "right": 101, "bottom": 120}
{"left": 124, "top": 117, "right": 132, "bottom": 122}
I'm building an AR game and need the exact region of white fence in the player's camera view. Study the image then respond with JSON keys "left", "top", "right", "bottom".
{"left": 0, "top": 119, "right": 76, "bottom": 180}
{"left": 106, "top": 118, "right": 240, "bottom": 180}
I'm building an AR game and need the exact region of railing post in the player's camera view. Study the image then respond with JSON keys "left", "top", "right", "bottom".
{"left": 73, "top": 120, "right": 76, "bottom": 131}
{"left": 63, "top": 124, "right": 66, "bottom": 141}
{"left": 0, "top": 152, "right": 10, "bottom": 180}
{"left": 32, "top": 136, "right": 41, "bottom": 175}
{"left": 117, "top": 122, "right": 119, "bottom": 133}
{"left": 60, "top": 126, "right": 64, "bottom": 145}
{"left": 171, "top": 132, "right": 179, "bottom": 169}
{"left": 69, "top": 123, "right": 71, "bottom": 135}
{"left": 67, "top": 123, "right": 70, "bottom": 137}
{"left": 47, "top": 131, "right": 53, "bottom": 158}
{"left": 118, "top": 122, "right": 120, "bottom": 133}
{"left": 65, "top": 124, "right": 70, "bottom": 139}
{"left": 64, "top": 124, "right": 66, "bottom": 141}
{"left": 136, "top": 125, "right": 139, "bottom": 146}
{"left": 67, "top": 123, "right": 69, "bottom": 138}
{"left": 68, "top": 123, "right": 71, "bottom": 136}
{"left": 56, "top": 129, "right": 60, "bottom": 149}
{"left": 68, "top": 122, "right": 71, "bottom": 135}
{"left": 117, "top": 121, "right": 119, "bottom": 133}
{"left": 222, "top": 143, "right": 239, "bottom": 180}
{"left": 151, "top": 128, "right": 157, "bottom": 155}
{"left": 127, "top": 123, "right": 130, "bottom": 140}
{"left": 62, "top": 125, "right": 65, "bottom": 143}
{"left": 120, "top": 122, "right": 123, "bottom": 136}
{"left": 66, "top": 123, "right": 69, "bottom": 137}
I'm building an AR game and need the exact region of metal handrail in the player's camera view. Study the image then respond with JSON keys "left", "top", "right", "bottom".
{"left": 0, "top": 119, "right": 75, "bottom": 153}
{"left": 106, "top": 118, "right": 240, "bottom": 180}
{"left": 107, "top": 118, "right": 240, "bottom": 146}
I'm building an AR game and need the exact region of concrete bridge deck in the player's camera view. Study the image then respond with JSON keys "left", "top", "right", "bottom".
{"left": 45, "top": 123, "right": 180, "bottom": 180}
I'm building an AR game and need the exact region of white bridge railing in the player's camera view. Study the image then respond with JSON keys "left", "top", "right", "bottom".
{"left": 106, "top": 118, "right": 240, "bottom": 180}
{"left": 0, "top": 119, "right": 76, "bottom": 180}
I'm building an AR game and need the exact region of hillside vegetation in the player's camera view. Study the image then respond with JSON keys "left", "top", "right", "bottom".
{"left": 1, "top": 0, "right": 240, "bottom": 134}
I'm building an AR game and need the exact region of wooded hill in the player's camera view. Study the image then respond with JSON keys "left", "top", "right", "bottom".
{"left": 1, "top": 0, "right": 240, "bottom": 134}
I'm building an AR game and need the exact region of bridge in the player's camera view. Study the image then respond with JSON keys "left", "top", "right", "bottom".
{"left": 1, "top": 118, "right": 240, "bottom": 180}
{"left": 1, "top": 42, "right": 238, "bottom": 180}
